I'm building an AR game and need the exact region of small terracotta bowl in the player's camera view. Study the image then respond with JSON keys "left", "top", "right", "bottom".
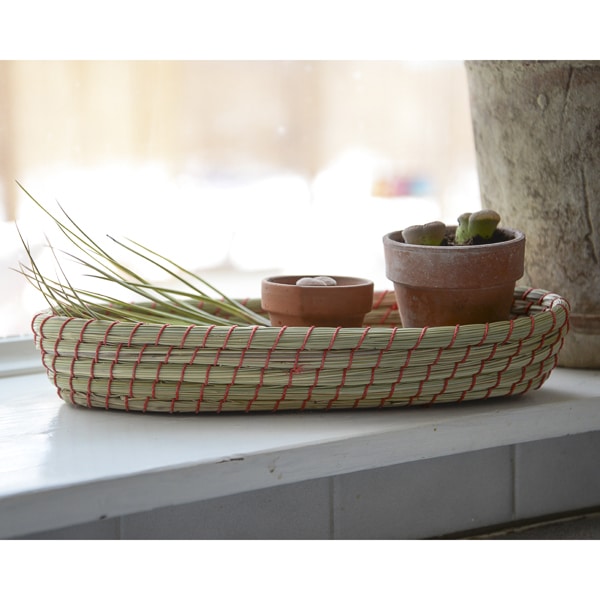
{"left": 261, "top": 275, "right": 374, "bottom": 327}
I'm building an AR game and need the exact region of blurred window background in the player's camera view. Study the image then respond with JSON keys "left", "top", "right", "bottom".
{"left": 0, "top": 60, "right": 480, "bottom": 338}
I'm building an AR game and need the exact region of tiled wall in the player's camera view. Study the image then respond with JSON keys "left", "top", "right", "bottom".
{"left": 16, "top": 431, "right": 600, "bottom": 539}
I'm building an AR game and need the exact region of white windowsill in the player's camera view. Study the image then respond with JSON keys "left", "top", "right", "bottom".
{"left": 1, "top": 361, "right": 599, "bottom": 539}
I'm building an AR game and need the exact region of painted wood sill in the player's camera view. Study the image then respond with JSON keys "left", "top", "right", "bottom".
{"left": 1, "top": 365, "right": 599, "bottom": 539}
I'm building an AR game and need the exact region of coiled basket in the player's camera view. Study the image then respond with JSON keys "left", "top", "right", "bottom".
{"left": 32, "top": 287, "right": 570, "bottom": 413}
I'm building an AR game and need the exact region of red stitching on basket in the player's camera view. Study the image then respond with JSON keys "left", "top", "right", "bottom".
{"left": 212, "top": 326, "right": 237, "bottom": 413}
{"left": 280, "top": 326, "right": 315, "bottom": 412}
{"left": 446, "top": 324, "right": 460, "bottom": 350}
{"left": 320, "top": 326, "right": 368, "bottom": 410}
{"left": 497, "top": 344, "right": 518, "bottom": 383}
{"left": 527, "top": 314, "right": 537, "bottom": 339}
{"left": 54, "top": 318, "right": 73, "bottom": 350}
{"left": 325, "top": 326, "right": 351, "bottom": 410}
{"left": 534, "top": 357, "right": 546, "bottom": 380}
{"left": 521, "top": 376, "right": 535, "bottom": 395}
{"left": 382, "top": 326, "right": 428, "bottom": 407}
{"left": 68, "top": 356, "right": 77, "bottom": 405}
{"left": 427, "top": 336, "right": 460, "bottom": 404}
{"left": 71, "top": 319, "right": 93, "bottom": 406}
{"left": 218, "top": 326, "right": 257, "bottom": 413}
{"left": 196, "top": 332, "right": 217, "bottom": 414}
{"left": 419, "top": 345, "right": 447, "bottom": 405}
{"left": 106, "top": 342, "right": 123, "bottom": 409}
{"left": 536, "top": 367, "right": 552, "bottom": 391}
{"left": 152, "top": 346, "right": 174, "bottom": 410}
{"left": 409, "top": 367, "right": 430, "bottom": 405}
{"left": 475, "top": 322, "right": 490, "bottom": 346}
{"left": 372, "top": 291, "right": 387, "bottom": 310}
{"left": 93, "top": 340, "right": 102, "bottom": 364}
{"left": 487, "top": 343, "right": 499, "bottom": 361}
{"left": 179, "top": 325, "right": 195, "bottom": 348}
{"left": 344, "top": 327, "right": 371, "bottom": 409}
{"left": 501, "top": 318, "right": 515, "bottom": 345}
{"left": 538, "top": 291, "right": 554, "bottom": 306}
{"left": 512, "top": 349, "right": 547, "bottom": 396}
{"left": 35, "top": 314, "right": 54, "bottom": 359}
{"left": 127, "top": 322, "right": 143, "bottom": 346}
{"left": 195, "top": 326, "right": 236, "bottom": 413}
{"left": 522, "top": 300, "right": 535, "bottom": 316}
{"left": 372, "top": 291, "right": 396, "bottom": 324}
{"left": 52, "top": 318, "right": 73, "bottom": 397}
{"left": 129, "top": 343, "right": 148, "bottom": 405}
{"left": 518, "top": 288, "right": 536, "bottom": 316}
{"left": 532, "top": 326, "right": 550, "bottom": 355}
{"left": 304, "top": 327, "right": 341, "bottom": 411}
{"left": 379, "top": 304, "right": 397, "bottom": 324}
{"left": 219, "top": 325, "right": 239, "bottom": 351}
{"left": 484, "top": 370, "right": 505, "bottom": 400}
{"left": 520, "top": 288, "right": 534, "bottom": 300}
{"left": 411, "top": 331, "right": 446, "bottom": 405}
{"left": 453, "top": 346, "right": 473, "bottom": 403}
{"left": 173, "top": 362, "right": 191, "bottom": 412}
{"left": 360, "top": 326, "right": 397, "bottom": 404}
{"left": 561, "top": 313, "right": 570, "bottom": 336}
{"left": 155, "top": 323, "right": 169, "bottom": 345}
{"left": 74, "top": 319, "right": 94, "bottom": 360}
{"left": 460, "top": 357, "right": 487, "bottom": 402}
{"left": 201, "top": 325, "right": 216, "bottom": 347}
{"left": 187, "top": 345, "right": 201, "bottom": 368}
{"left": 508, "top": 366, "right": 526, "bottom": 396}
{"left": 102, "top": 321, "right": 119, "bottom": 345}
{"left": 246, "top": 326, "right": 289, "bottom": 413}
{"left": 432, "top": 344, "right": 446, "bottom": 366}
{"left": 431, "top": 376, "right": 450, "bottom": 404}
{"left": 439, "top": 356, "right": 464, "bottom": 400}
{"left": 415, "top": 327, "right": 429, "bottom": 349}
{"left": 86, "top": 364, "right": 95, "bottom": 408}
{"left": 193, "top": 326, "right": 217, "bottom": 412}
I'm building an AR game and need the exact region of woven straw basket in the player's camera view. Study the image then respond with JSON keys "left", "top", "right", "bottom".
{"left": 31, "top": 287, "right": 570, "bottom": 413}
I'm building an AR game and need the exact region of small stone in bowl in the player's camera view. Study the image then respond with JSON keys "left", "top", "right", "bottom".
{"left": 296, "top": 276, "right": 337, "bottom": 286}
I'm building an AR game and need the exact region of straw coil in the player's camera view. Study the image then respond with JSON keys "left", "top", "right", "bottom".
{"left": 32, "top": 287, "right": 570, "bottom": 412}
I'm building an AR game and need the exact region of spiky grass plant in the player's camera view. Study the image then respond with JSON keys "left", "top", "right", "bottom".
{"left": 16, "top": 182, "right": 271, "bottom": 327}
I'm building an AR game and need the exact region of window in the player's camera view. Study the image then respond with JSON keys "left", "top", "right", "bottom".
{"left": 0, "top": 60, "right": 480, "bottom": 340}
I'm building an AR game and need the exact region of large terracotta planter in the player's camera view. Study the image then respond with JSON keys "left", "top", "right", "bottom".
{"left": 465, "top": 60, "right": 600, "bottom": 367}
{"left": 383, "top": 226, "right": 525, "bottom": 328}
{"left": 261, "top": 275, "right": 374, "bottom": 327}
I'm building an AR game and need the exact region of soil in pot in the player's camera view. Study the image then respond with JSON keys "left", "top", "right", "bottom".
{"left": 383, "top": 226, "right": 525, "bottom": 328}
{"left": 261, "top": 275, "right": 374, "bottom": 327}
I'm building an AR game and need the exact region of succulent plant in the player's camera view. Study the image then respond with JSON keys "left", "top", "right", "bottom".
{"left": 402, "top": 221, "right": 446, "bottom": 246}
{"left": 402, "top": 210, "right": 501, "bottom": 246}
{"left": 455, "top": 209, "right": 501, "bottom": 244}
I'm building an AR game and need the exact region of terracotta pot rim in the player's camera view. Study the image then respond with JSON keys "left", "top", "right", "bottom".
{"left": 383, "top": 226, "right": 526, "bottom": 290}
{"left": 383, "top": 226, "right": 525, "bottom": 250}
{"left": 262, "top": 275, "right": 373, "bottom": 288}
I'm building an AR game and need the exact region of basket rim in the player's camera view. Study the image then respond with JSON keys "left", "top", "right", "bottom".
{"left": 31, "top": 286, "right": 570, "bottom": 338}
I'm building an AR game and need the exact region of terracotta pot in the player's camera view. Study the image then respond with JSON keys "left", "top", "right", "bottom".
{"left": 465, "top": 60, "right": 600, "bottom": 367}
{"left": 383, "top": 226, "right": 525, "bottom": 328}
{"left": 261, "top": 275, "right": 374, "bottom": 327}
